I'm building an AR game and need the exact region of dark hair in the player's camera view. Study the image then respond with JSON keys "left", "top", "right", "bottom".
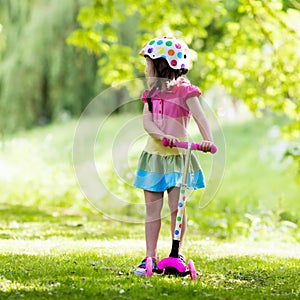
{"left": 152, "top": 57, "right": 188, "bottom": 81}
{"left": 146, "top": 57, "right": 188, "bottom": 112}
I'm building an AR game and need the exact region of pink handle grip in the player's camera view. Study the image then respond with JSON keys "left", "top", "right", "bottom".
{"left": 162, "top": 138, "right": 217, "bottom": 154}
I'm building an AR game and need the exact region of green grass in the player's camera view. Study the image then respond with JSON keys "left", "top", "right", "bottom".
{"left": 0, "top": 203, "right": 299, "bottom": 300}
{"left": 0, "top": 235, "right": 299, "bottom": 299}
{"left": 0, "top": 114, "right": 300, "bottom": 299}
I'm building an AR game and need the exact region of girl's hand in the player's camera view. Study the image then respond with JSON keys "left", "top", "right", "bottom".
{"left": 163, "top": 135, "right": 179, "bottom": 148}
{"left": 199, "top": 140, "right": 214, "bottom": 152}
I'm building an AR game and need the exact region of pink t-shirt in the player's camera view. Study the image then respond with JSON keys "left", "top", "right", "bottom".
{"left": 142, "top": 82, "right": 201, "bottom": 138}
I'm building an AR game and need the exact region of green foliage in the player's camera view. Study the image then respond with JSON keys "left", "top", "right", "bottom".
{"left": 67, "top": 0, "right": 226, "bottom": 85}
{"left": 0, "top": 23, "right": 4, "bottom": 52}
{"left": 68, "top": 0, "right": 300, "bottom": 174}
{"left": 0, "top": 0, "right": 98, "bottom": 132}
{"left": 203, "top": 0, "right": 300, "bottom": 136}
{"left": 1, "top": 0, "right": 299, "bottom": 172}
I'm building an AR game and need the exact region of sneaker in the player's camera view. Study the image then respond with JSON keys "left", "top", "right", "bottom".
{"left": 134, "top": 256, "right": 158, "bottom": 276}
{"left": 178, "top": 253, "right": 186, "bottom": 263}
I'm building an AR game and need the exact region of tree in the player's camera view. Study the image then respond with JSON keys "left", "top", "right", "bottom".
{"left": 0, "top": 0, "right": 98, "bottom": 132}
{"left": 202, "top": 0, "right": 300, "bottom": 174}
{"left": 68, "top": 0, "right": 300, "bottom": 175}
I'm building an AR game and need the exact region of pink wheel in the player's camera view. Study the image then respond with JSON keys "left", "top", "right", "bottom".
{"left": 188, "top": 259, "right": 197, "bottom": 280}
{"left": 145, "top": 257, "right": 153, "bottom": 277}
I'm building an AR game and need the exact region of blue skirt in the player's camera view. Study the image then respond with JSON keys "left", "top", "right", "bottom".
{"left": 134, "top": 151, "right": 205, "bottom": 192}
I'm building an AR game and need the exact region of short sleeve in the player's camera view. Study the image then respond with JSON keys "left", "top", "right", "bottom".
{"left": 141, "top": 90, "right": 149, "bottom": 103}
{"left": 141, "top": 88, "right": 161, "bottom": 103}
{"left": 180, "top": 84, "right": 201, "bottom": 101}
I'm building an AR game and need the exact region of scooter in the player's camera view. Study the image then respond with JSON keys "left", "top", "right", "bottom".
{"left": 145, "top": 138, "right": 217, "bottom": 280}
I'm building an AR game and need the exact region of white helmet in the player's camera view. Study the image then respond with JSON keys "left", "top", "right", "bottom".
{"left": 140, "top": 36, "right": 191, "bottom": 70}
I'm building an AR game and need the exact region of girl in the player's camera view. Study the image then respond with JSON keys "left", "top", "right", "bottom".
{"left": 134, "top": 36, "right": 214, "bottom": 276}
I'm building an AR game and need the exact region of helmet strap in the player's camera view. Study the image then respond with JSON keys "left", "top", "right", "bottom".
{"left": 146, "top": 85, "right": 158, "bottom": 113}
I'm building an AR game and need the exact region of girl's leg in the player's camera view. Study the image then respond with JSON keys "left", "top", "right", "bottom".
{"left": 144, "top": 190, "right": 164, "bottom": 258}
{"left": 167, "top": 187, "right": 186, "bottom": 253}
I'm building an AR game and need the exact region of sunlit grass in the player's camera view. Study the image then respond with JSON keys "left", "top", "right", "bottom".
{"left": 0, "top": 236, "right": 299, "bottom": 299}
{"left": 0, "top": 115, "right": 300, "bottom": 298}
{"left": 0, "top": 114, "right": 299, "bottom": 238}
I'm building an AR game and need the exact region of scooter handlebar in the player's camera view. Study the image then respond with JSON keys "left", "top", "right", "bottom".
{"left": 162, "top": 137, "right": 217, "bottom": 154}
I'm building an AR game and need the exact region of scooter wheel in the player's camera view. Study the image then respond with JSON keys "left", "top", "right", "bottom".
{"left": 188, "top": 259, "right": 197, "bottom": 280}
{"left": 145, "top": 257, "right": 153, "bottom": 277}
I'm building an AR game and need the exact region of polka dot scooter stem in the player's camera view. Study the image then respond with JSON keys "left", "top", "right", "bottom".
{"left": 154, "top": 138, "right": 217, "bottom": 279}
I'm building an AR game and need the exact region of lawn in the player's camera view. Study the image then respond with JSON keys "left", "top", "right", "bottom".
{"left": 0, "top": 114, "right": 299, "bottom": 299}
{"left": 0, "top": 207, "right": 299, "bottom": 299}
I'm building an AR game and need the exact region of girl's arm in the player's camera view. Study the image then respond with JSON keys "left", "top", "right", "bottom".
{"left": 186, "top": 96, "right": 214, "bottom": 151}
{"left": 142, "top": 104, "right": 177, "bottom": 144}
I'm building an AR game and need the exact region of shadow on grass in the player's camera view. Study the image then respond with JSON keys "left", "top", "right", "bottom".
{"left": 0, "top": 204, "right": 299, "bottom": 299}
{"left": 0, "top": 252, "right": 299, "bottom": 300}
{"left": 0, "top": 203, "right": 54, "bottom": 222}
{"left": 0, "top": 203, "right": 144, "bottom": 240}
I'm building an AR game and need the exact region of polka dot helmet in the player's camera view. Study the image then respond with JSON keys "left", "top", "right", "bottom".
{"left": 140, "top": 36, "right": 191, "bottom": 70}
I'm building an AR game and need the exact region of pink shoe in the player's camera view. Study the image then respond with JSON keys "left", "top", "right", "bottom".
{"left": 134, "top": 257, "right": 158, "bottom": 277}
